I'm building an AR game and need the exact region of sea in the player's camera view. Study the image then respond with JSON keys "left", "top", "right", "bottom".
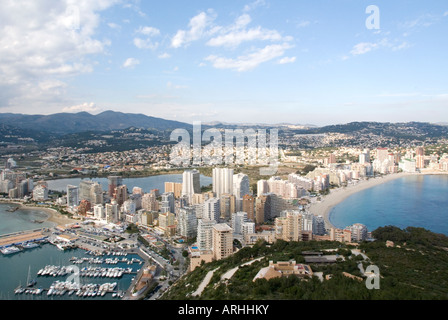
{"left": 0, "top": 173, "right": 212, "bottom": 300}
{"left": 329, "top": 174, "right": 448, "bottom": 236}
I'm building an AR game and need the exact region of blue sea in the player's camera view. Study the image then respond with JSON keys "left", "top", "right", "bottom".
{"left": 329, "top": 174, "right": 448, "bottom": 235}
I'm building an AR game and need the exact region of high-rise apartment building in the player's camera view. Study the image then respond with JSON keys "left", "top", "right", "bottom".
{"left": 219, "top": 193, "right": 236, "bottom": 220}
{"left": 33, "top": 184, "right": 49, "bottom": 201}
{"left": 231, "top": 212, "right": 248, "bottom": 235}
{"left": 233, "top": 173, "right": 250, "bottom": 198}
{"left": 197, "top": 219, "right": 216, "bottom": 251}
{"left": 142, "top": 192, "right": 159, "bottom": 212}
{"left": 255, "top": 194, "right": 271, "bottom": 224}
{"left": 313, "top": 215, "right": 326, "bottom": 236}
{"left": 212, "top": 223, "right": 233, "bottom": 261}
{"left": 108, "top": 176, "right": 123, "bottom": 197}
{"left": 161, "top": 192, "right": 175, "bottom": 214}
{"left": 416, "top": 146, "right": 425, "bottom": 156}
{"left": 257, "top": 180, "right": 268, "bottom": 197}
{"left": 105, "top": 201, "right": 119, "bottom": 223}
{"left": 203, "top": 197, "right": 220, "bottom": 222}
{"left": 182, "top": 170, "right": 201, "bottom": 202}
{"left": 213, "top": 168, "right": 233, "bottom": 198}
{"left": 94, "top": 204, "right": 105, "bottom": 220}
{"left": 347, "top": 223, "right": 368, "bottom": 242}
{"left": 242, "top": 194, "right": 255, "bottom": 221}
{"left": 159, "top": 212, "right": 175, "bottom": 231}
{"left": 177, "top": 207, "right": 198, "bottom": 239}
{"left": 275, "top": 210, "right": 303, "bottom": 242}
{"left": 376, "top": 148, "right": 389, "bottom": 163}
{"left": 165, "top": 182, "right": 183, "bottom": 198}
{"left": 113, "top": 185, "right": 128, "bottom": 206}
{"left": 67, "top": 185, "right": 79, "bottom": 208}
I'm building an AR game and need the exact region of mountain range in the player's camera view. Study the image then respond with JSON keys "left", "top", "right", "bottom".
{"left": 1, "top": 111, "right": 448, "bottom": 147}
{"left": 0, "top": 111, "right": 192, "bottom": 134}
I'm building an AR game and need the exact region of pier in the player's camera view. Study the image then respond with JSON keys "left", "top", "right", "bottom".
{"left": 0, "top": 229, "right": 48, "bottom": 248}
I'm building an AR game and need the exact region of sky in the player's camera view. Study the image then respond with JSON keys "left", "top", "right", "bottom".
{"left": 0, "top": 0, "right": 447, "bottom": 126}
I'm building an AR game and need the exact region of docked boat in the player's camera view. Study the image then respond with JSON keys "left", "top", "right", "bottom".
{"left": 1, "top": 246, "right": 22, "bottom": 255}
{"left": 22, "top": 242, "right": 40, "bottom": 249}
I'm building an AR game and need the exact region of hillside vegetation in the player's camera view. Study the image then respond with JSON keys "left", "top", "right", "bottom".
{"left": 161, "top": 226, "right": 448, "bottom": 300}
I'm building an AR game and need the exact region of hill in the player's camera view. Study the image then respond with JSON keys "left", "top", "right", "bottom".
{"left": 160, "top": 226, "right": 448, "bottom": 300}
{"left": 0, "top": 111, "right": 192, "bottom": 135}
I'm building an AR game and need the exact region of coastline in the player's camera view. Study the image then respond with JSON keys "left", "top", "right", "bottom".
{"left": 0, "top": 200, "right": 79, "bottom": 227}
{"left": 308, "top": 171, "right": 447, "bottom": 230}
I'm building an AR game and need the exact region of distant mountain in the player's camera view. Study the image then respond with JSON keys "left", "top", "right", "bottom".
{"left": 0, "top": 111, "right": 192, "bottom": 135}
{"left": 202, "top": 121, "right": 316, "bottom": 129}
{"left": 293, "top": 121, "right": 448, "bottom": 137}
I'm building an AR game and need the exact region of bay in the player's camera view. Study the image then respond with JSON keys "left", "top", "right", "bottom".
{"left": 329, "top": 174, "right": 448, "bottom": 235}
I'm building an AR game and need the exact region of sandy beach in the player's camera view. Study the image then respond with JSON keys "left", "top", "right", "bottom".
{"left": 0, "top": 200, "right": 79, "bottom": 227}
{"left": 308, "top": 172, "right": 415, "bottom": 229}
{"left": 20, "top": 205, "right": 79, "bottom": 227}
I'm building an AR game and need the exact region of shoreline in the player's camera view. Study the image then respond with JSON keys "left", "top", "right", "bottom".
{"left": 308, "top": 171, "right": 448, "bottom": 230}
{"left": 0, "top": 200, "right": 79, "bottom": 227}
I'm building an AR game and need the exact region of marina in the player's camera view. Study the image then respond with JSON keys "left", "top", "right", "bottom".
{"left": 0, "top": 239, "right": 145, "bottom": 300}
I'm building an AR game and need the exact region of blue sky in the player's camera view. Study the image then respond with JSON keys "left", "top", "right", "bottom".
{"left": 0, "top": 0, "right": 447, "bottom": 126}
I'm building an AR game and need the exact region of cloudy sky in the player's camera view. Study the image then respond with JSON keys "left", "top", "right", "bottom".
{"left": 0, "top": 0, "right": 447, "bottom": 126}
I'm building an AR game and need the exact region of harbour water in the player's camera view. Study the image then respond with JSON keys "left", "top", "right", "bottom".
{"left": 329, "top": 174, "right": 448, "bottom": 236}
{"left": 0, "top": 241, "right": 143, "bottom": 300}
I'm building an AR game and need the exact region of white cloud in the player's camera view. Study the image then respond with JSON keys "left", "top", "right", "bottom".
{"left": 444, "top": 11, "right": 448, "bottom": 17}
{"left": 207, "top": 13, "right": 291, "bottom": 48}
{"left": 171, "top": 11, "right": 216, "bottom": 48}
{"left": 349, "top": 38, "right": 412, "bottom": 57}
{"left": 137, "top": 26, "right": 160, "bottom": 37}
{"left": 134, "top": 37, "right": 159, "bottom": 50}
{"left": 392, "top": 41, "right": 411, "bottom": 51}
{"left": 278, "top": 56, "right": 296, "bottom": 64}
{"left": 243, "top": 0, "right": 267, "bottom": 12}
{"left": 158, "top": 53, "right": 171, "bottom": 59}
{"left": 401, "top": 13, "right": 439, "bottom": 29}
{"left": 123, "top": 58, "right": 140, "bottom": 68}
{"left": 350, "top": 42, "right": 379, "bottom": 55}
{"left": 0, "top": 0, "right": 119, "bottom": 111}
{"left": 207, "top": 26, "right": 284, "bottom": 48}
{"left": 107, "top": 22, "right": 121, "bottom": 30}
{"left": 296, "top": 21, "right": 310, "bottom": 28}
{"left": 134, "top": 26, "right": 160, "bottom": 50}
{"left": 205, "top": 43, "right": 292, "bottom": 72}
{"left": 167, "top": 81, "right": 188, "bottom": 89}
{"left": 62, "top": 102, "right": 103, "bottom": 114}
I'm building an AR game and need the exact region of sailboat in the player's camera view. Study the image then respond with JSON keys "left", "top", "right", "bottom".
{"left": 26, "top": 266, "right": 37, "bottom": 288}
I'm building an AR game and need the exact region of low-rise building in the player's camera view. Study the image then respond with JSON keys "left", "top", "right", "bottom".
{"left": 253, "top": 260, "right": 313, "bottom": 281}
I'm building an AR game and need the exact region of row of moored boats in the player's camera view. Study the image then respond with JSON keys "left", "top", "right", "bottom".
{"left": 37, "top": 265, "right": 133, "bottom": 278}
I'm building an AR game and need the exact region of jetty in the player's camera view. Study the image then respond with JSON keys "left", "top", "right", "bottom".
{"left": 0, "top": 230, "right": 48, "bottom": 249}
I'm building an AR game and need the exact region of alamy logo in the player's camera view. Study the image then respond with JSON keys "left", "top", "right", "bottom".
{"left": 366, "top": 5, "right": 380, "bottom": 30}
{"left": 66, "top": 265, "right": 81, "bottom": 286}
{"left": 365, "top": 265, "right": 380, "bottom": 290}
{"left": 169, "top": 122, "right": 279, "bottom": 175}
